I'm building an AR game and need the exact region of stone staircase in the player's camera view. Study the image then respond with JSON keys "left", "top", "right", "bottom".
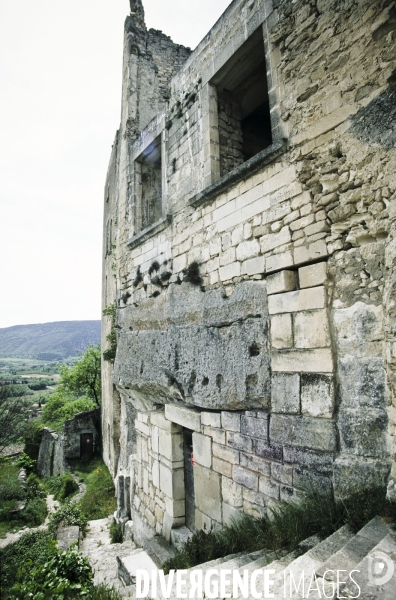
{"left": 84, "top": 515, "right": 395, "bottom": 598}
{"left": 112, "top": 516, "right": 395, "bottom": 599}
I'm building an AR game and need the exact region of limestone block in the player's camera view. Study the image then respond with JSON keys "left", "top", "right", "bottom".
{"left": 203, "top": 426, "right": 226, "bottom": 445}
{"left": 241, "top": 256, "right": 265, "bottom": 276}
{"left": 268, "top": 286, "right": 326, "bottom": 314}
{"left": 271, "top": 463, "right": 293, "bottom": 486}
{"left": 222, "top": 502, "right": 242, "bottom": 526}
{"left": 271, "top": 373, "right": 300, "bottom": 414}
{"left": 159, "top": 431, "right": 183, "bottom": 462}
{"left": 236, "top": 239, "right": 260, "bottom": 262}
{"left": 333, "top": 303, "right": 384, "bottom": 359}
{"left": 135, "top": 420, "right": 150, "bottom": 436}
{"left": 212, "top": 442, "right": 239, "bottom": 464}
{"left": 294, "top": 309, "right": 331, "bottom": 348}
{"left": 266, "top": 270, "right": 297, "bottom": 295}
{"left": 221, "top": 476, "right": 243, "bottom": 507}
{"left": 253, "top": 439, "right": 283, "bottom": 462}
{"left": 294, "top": 240, "right": 328, "bottom": 265}
{"left": 338, "top": 357, "right": 386, "bottom": 411}
{"left": 272, "top": 348, "right": 334, "bottom": 373}
{"left": 332, "top": 456, "right": 392, "bottom": 499}
{"left": 283, "top": 446, "right": 334, "bottom": 475}
{"left": 221, "top": 411, "right": 241, "bottom": 432}
{"left": 293, "top": 467, "right": 332, "bottom": 493}
{"left": 165, "top": 497, "right": 185, "bottom": 518}
{"left": 270, "top": 414, "right": 337, "bottom": 451}
{"left": 226, "top": 432, "right": 253, "bottom": 452}
{"left": 151, "top": 410, "right": 182, "bottom": 433}
{"left": 271, "top": 313, "right": 293, "bottom": 349}
{"left": 152, "top": 459, "right": 159, "bottom": 488}
{"left": 213, "top": 456, "right": 232, "bottom": 477}
{"left": 258, "top": 477, "right": 280, "bottom": 500}
{"left": 152, "top": 426, "right": 159, "bottom": 454}
{"left": 260, "top": 226, "right": 291, "bottom": 254}
{"left": 195, "top": 509, "right": 212, "bottom": 532}
{"left": 173, "top": 253, "right": 187, "bottom": 272}
{"left": 193, "top": 432, "right": 212, "bottom": 468}
{"left": 265, "top": 251, "right": 294, "bottom": 273}
{"left": 159, "top": 464, "right": 184, "bottom": 500}
{"left": 242, "top": 488, "right": 267, "bottom": 507}
{"left": 194, "top": 465, "right": 222, "bottom": 521}
{"left": 165, "top": 404, "right": 201, "bottom": 432}
{"left": 240, "top": 452, "right": 271, "bottom": 476}
{"left": 241, "top": 415, "right": 268, "bottom": 439}
{"left": 233, "top": 465, "right": 259, "bottom": 491}
{"left": 338, "top": 408, "right": 388, "bottom": 457}
{"left": 301, "top": 374, "right": 334, "bottom": 418}
{"left": 201, "top": 411, "right": 221, "bottom": 428}
{"left": 219, "top": 261, "right": 241, "bottom": 281}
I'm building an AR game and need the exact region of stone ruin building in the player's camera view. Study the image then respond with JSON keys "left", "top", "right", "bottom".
{"left": 102, "top": 0, "right": 396, "bottom": 545}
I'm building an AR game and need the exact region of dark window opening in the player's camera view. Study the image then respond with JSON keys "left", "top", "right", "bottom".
{"left": 80, "top": 433, "right": 93, "bottom": 459}
{"left": 211, "top": 27, "right": 272, "bottom": 177}
{"left": 183, "top": 429, "right": 195, "bottom": 532}
{"left": 135, "top": 136, "right": 162, "bottom": 232}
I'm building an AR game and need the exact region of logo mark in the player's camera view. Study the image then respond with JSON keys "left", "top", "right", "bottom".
{"left": 368, "top": 551, "right": 394, "bottom": 586}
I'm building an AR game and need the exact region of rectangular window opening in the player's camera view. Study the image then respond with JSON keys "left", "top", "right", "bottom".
{"left": 135, "top": 135, "right": 162, "bottom": 232}
{"left": 211, "top": 27, "right": 272, "bottom": 178}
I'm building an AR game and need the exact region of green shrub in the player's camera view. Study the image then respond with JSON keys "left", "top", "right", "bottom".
{"left": 0, "top": 529, "right": 53, "bottom": 591}
{"left": 15, "top": 451, "right": 36, "bottom": 474}
{"left": 0, "top": 473, "right": 25, "bottom": 502}
{"left": 25, "top": 473, "right": 46, "bottom": 500}
{"left": 110, "top": 521, "right": 122, "bottom": 544}
{"left": 49, "top": 502, "right": 88, "bottom": 535}
{"left": 24, "top": 420, "right": 44, "bottom": 460}
{"left": 46, "top": 472, "right": 79, "bottom": 501}
{"left": 21, "top": 497, "right": 47, "bottom": 527}
{"left": 9, "top": 541, "right": 93, "bottom": 599}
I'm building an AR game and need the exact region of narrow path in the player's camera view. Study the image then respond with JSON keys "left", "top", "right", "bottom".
{"left": 80, "top": 517, "right": 137, "bottom": 597}
{"left": 0, "top": 494, "right": 58, "bottom": 549}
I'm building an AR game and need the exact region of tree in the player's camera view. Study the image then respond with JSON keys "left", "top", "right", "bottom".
{"left": 41, "top": 389, "right": 96, "bottom": 432}
{"left": 60, "top": 344, "right": 101, "bottom": 405}
{"left": 0, "top": 385, "right": 29, "bottom": 453}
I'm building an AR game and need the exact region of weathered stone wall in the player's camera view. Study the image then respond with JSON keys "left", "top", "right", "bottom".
{"left": 102, "top": 0, "right": 396, "bottom": 541}
{"left": 37, "top": 410, "right": 100, "bottom": 477}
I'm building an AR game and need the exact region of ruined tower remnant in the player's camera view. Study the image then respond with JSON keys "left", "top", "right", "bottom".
{"left": 102, "top": 0, "right": 396, "bottom": 544}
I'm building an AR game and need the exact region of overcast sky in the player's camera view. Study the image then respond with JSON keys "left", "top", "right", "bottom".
{"left": 0, "top": 0, "right": 231, "bottom": 329}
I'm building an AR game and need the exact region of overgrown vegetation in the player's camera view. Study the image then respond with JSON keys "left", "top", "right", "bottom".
{"left": 183, "top": 261, "right": 203, "bottom": 286}
{"left": 45, "top": 472, "right": 79, "bottom": 502}
{"left": 24, "top": 420, "right": 45, "bottom": 460}
{"left": 41, "top": 389, "right": 96, "bottom": 432}
{"left": 60, "top": 344, "right": 101, "bottom": 406}
{"left": 70, "top": 456, "right": 117, "bottom": 520}
{"left": 102, "top": 304, "right": 117, "bottom": 364}
{"left": 48, "top": 502, "right": 88, "bottom": 536}
{"left": 163, "top": 485, "right": 396, "bottom": 572}
{"left": 0, "top": 458, "right": 47, "bottom": 537}
{"left": 0, "top": 532, "right": 121, "bottom": 599}
{"left": 0, "top": 384, "right": 30, "bottom": 453}
{"left": 110, "top": 521, "right": 122, "bottom": 544}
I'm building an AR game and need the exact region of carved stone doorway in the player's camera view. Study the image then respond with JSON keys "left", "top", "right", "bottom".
{"left": 80, "top": 433, "right": 93, "bottom": 459}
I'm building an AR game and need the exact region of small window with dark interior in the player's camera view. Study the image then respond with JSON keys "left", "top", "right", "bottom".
{"left": 211, "top": 27, "right": 272, "bottom": 177}
{"left": 135, "top": 135, "right": 162, "bottom": 232}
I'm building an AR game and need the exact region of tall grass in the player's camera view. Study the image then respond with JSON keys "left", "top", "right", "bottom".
{"left": 163, "top": 486, "right": 396, "bottom": 573}
{"left": 69, "top": 457, "right": 116, "bottom": 520}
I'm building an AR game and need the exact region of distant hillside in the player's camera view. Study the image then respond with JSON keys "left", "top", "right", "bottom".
{"left": 0, "top": 321, "right": 101, "bottom": 360}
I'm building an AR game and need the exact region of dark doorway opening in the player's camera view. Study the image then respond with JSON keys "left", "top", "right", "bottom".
{"left": 80, "top": 433, "right": 93, "bottom": 459}
{"left": 183, "top": 429, "right": 195, "bottom": 532}
{"left": 211, "top": 27, "right": 272, "bottom": 177}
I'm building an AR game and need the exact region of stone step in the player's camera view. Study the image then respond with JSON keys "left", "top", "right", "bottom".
{"left": 153, "top": 551, "right": 250, "bottom": 600}
{"left": 118, "top": 549, "right": 159, "bottom": 587}
{"left": 315, "top": 516, "right": 391, "bottom": 581}
{"left": 337, "top": 530, "right": 396, "bottom": 600}
{"left": 263, "top": 525, "right": 354, "bottom": 600}
{"left": 144, "top": 536, "right": 176, "bottom": 568}
{"left": 217, "top": 548, "right": 295, "bottom": 599}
